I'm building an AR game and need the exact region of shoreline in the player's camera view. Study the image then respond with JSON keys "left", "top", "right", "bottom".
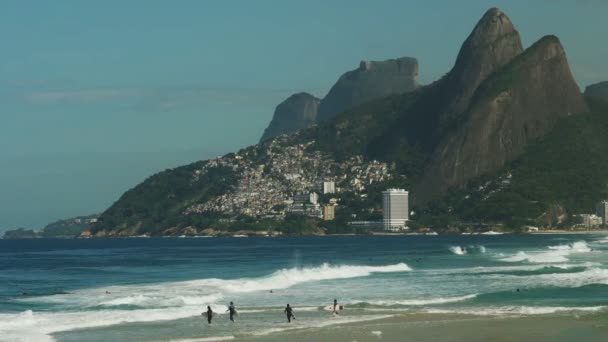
{"left": 3, "top": 229, "right": 608, "bottom": 239}
{"left": 236, "top": 311, "right": 608, "bottom": 342}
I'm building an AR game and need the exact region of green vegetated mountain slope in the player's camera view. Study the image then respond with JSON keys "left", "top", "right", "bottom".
{"left": 91, "top": 162, "right": 238, "bottom": 236}
{"left": 90, "top": 8, "right": 598, "bottom": 236}
{"left": 428, "top": 97, "right": 608, "bottom": 229}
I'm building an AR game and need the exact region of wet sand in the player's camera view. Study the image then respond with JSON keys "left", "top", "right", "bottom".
{"left": 238, "top": 312, "right": 608, "bottom": 342}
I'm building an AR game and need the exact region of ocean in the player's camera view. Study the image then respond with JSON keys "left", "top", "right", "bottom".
{"left": 1, "top": 234, "right": 607, "bottom": 341}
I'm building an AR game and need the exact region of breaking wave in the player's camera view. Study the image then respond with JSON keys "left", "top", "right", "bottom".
{"left": 352, "top": 294, "right": 478, "bottom": 306}
{"left": 499, "top": 241, "right": 591, "bottom": 263}
{"left": 425, "top": 305, "right": 606, "bottom": 316}
{"left": 185, "top": 262, "right": 412, "bottom": 293}
{"left": 449, "top": 246, "right": 466, "bottom": 255}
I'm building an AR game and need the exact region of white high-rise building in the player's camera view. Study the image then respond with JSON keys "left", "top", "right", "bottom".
{"left": 309, "top": 192, "right": 319, "bottom": 205}
{"left": 382, "top": 189, "right": 409, "bottom": 231}
{"left": 323, "top": 181, "right": 336, "bottom": 194}
{"left": 597, "top": 200, "right": 608, "bottom": 225}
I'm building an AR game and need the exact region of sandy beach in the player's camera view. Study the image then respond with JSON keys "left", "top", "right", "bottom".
{"left": 238, "top": 312, "right": 608, "bottom": 342}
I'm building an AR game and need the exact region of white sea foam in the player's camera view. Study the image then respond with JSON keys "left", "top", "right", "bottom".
{"left": 0, "top": 306, "right": 204, "bottom": 342}
{"left": 186, "top": 263, "right": 412, "bottom": 293}
{"left": 449, "top": 246, "right": 466, "bottom": 255}
{"left": 499, "top": 241, "right": 592, "bottom": 263}
{"left": 425, "top": 305, "right": 606, "bottom": 316}
{"left": 594, "top": 237, "right": 608, "bottom": 244}
{"left": 98, "top": 293, "right": 224, "bottom": 308}
{"left": 522, "top": 267, "right": 608, "bottom": 288}
{"left": 172, "top": 337, "right": 236, "bottom": 342}
{"left": 353, "top": 294, "right": 477, "bottom": 306}
{"left": 433, "top": 262, "right": 596, "bottom": 276}
{"left": 249, "top": 315, "right": 393, "bottom": 337}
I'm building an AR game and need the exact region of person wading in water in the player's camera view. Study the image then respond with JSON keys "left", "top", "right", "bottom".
{"left": 284, "top": 304, "right": 295, "bottom": 323}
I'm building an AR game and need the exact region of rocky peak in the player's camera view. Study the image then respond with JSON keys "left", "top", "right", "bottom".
{"left": 444, "top": 7, "right": 524, "bottom": 117}
{"left": 316, "top": 57, "right": 419, "bottom": 122}
{"left": 259, "top": 92, "right": 320, "bottom": 142}
{"left": 414, "top": 35, "right": 588, "bottom": 204}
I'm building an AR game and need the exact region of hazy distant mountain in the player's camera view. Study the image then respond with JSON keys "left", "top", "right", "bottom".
{"left": 2, "top": 214, "right": 98, "bottom": 239}
{"left": 585, "top": 81, "right": 608, "bottom": 102}
{"left": 316, "top": 57, "right": 419, "bottom": 122}
{"left": 259, "top": 57, "right": 419, "bottom": 142}
{"left": 259, "top": 92, "right": 320, "bottom": 142}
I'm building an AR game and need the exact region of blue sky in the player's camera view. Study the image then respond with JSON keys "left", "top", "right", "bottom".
{"left": 1, "top": 0, "right": 607, "bottom": 230}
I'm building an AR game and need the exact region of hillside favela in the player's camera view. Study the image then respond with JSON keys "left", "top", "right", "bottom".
{"left": 2, "top": 2, "right": 608, "bottom": 342}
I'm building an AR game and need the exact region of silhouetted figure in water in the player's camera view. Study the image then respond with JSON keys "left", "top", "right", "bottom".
{"left": 21, "top": 291, "right": 28, "bottom": 296}
{"left": 284, "top": 304, "right": 295, "bottom": 323}
{"left": 203, "top": 306, "right": 213, "bottom": 324}
{"left": 516, "top": 288, "right": 520, "bottom": 293}
{"left": 332, "top": 299, "right": 339, "bottom": 315}
{"left": 227, "top": 301, "right": 237, "bottom": 322}
{"left": 105, "top": 290, "right": 111, "bottom": 294}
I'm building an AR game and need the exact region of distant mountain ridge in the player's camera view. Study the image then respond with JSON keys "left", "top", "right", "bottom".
{"left": 90, "top": 8, "right": 598, "bottom": 236}
{"left": 259, "top": 57, "right": 419, "bottom": 142}
{"left": 2, "top": 214, "right": 98, "bottom": 239}
{"left": 259, "top": 92, "right": 320, "bottom": 142}
{"left": 316, "top": 57, "right": 419, "bottom": 122}
{"left": 585, "top": 81, "right": 608, "bottom": 102}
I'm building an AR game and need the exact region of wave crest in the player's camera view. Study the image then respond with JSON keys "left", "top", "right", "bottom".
{"left": 203, "top": 262, "right": 412, "bottom": 293}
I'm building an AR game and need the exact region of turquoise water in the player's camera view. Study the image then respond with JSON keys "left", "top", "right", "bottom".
{"left": 1, "top": 234, "right": 608, "bottom": 341}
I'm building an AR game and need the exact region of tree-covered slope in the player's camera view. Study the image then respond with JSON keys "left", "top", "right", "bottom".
{"left": 91, "top": 162, "right": 238, "bottom": 236}
{"left": 429, "top": 97, "right": 608, "bottom": 228}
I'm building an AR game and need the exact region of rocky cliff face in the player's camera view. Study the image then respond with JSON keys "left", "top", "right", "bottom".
{"left": 371, "top": 8, "right": 524, "bottom": 153}
{"left": 439, "top": 7, "right": 524, "bottom": 126}
{"left": 415, "top": 36, "right": 588, "bottom": 203}
{"left": 585, "top": 81, "right": 608, "bottom": 102}
{"left": 315, "top": 57, "right": 419, "bottom": 122}
{"left": 259, "top": 92, "right": 320, "bottom": 142}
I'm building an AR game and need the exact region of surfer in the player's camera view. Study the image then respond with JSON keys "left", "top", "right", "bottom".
{"left": 284, "top": 304, "right": 295, "bottom": 323}
{"left": 203, "top": 306, "right": 213, "bottom": 324}
{"left": 227, "top": 301, "right": 237, "bottom": 322}
{"left": 332, "top": 299, "right": 339, "bottom": 315}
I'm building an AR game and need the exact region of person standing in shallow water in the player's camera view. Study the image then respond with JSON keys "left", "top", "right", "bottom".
{"left": 203, "top": 306, "right": 213, "bottom": 324}
{"left": 227, "top": 301, "right": 237, "bottom": 322}
{"left": 284, "top": 304, "right": 295, "bottom": 323}
{"left": 332, "top": 299, "right": 339, "bottom": 315}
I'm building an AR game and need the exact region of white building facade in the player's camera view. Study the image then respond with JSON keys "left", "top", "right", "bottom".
{"left": 597, "top": 200, "right": 608, "bottom": 225}
{"left": 382, "top": 189, "right": 409, "bottom": 231}
{"left": 323, "top": 181, "right": 336, "bottom": 194}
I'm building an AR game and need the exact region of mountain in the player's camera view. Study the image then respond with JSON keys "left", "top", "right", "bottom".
{"left": 415, "top": 35, "right": 588, "bottom": 203}
{"left": 259, "top": 92, "right": 320, "bottom": 142}
{"left": 259, "top": 57, "right": 419, "bottom": 142}
{"left": 90, "top": 8, "right": 595, "bottom": 236}
{"left": 585, "top": 81, "right": 608, "bottom": 102}
{"left": 2, "top": 214, "right": 98, "bottom": 239}
{"left": 429, "top": 96, "right": 608, "bottom": 229}
{"left": 316, "top": 57, "right": 419, "bottom": 122}
{"left": 2, "top": 228, "right": 38, "bottom": 239}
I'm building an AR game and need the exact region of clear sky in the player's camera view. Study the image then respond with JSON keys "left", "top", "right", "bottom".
{"left": 1, "top": 0, "right": 607, "bottom": 231}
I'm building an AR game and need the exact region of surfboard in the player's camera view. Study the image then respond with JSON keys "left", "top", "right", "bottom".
{"left": 323, "top": 304, "right": 345, "bottom": 312}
